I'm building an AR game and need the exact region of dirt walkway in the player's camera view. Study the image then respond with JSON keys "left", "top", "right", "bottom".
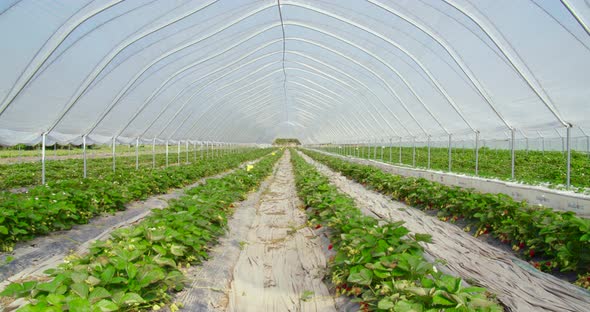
{"left": 298, "top": 151, "right": 590, "bottom": 312}
{"left": 175, "top": 151, "right": 336, "bottom": 312}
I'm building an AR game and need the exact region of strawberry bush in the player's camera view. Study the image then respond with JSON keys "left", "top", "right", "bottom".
{"left": 0, "top": 149, "right": 271, "bottom": 252}
{"left": 291, "top": 151, "right": 502, "bottom": 311}
{"left": 302, "top": 149, "right": 590, "bottom": 282}
{"left": 0, "top": 151, "right": 282, "bottom": 311}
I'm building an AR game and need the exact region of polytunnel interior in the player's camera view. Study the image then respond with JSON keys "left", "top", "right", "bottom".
{"left": 0, "top": 0, "right": 589, "bottom": 147}
{"left": 2, "top": 2, "right": 590, "bottom": 312}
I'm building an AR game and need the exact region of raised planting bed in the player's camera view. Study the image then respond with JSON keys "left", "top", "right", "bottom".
{"left": 291, "top": 150, "right": 502, "bottom": 312}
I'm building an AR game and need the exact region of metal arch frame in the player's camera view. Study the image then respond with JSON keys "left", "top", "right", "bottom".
{"left": 285, "top": 56, "right": 407, "bottom": 132}
{"left": 41, "top": 2, "right": 274, "bottom": 135}
{"left": 0, "top": 0, "right": 126, "bottom": 116}
{"left": 365, "top": 0, "right": 511, "bottom": 131}
{"left": 136, "top": 58, "right": 283, "bottom": 138}
{"left": 181, "top": 73, "right": 285, "bottom": 139}
{"left": 167, "top": 67, "right": 285, "bottom": 138}
{"left": 279, "top": 4, "right": 479, "bottom": 132}
{"left": 93, "top": 31, "right": 285, "bottom": 138}
{"left": 442, "top": 0, "right": 569, "bottom": 128}
{"left": 281, "top": 66, "right": 400, "bottom": 136}
{"left": 281, "top": 26, "right": 432, "bottom": 136}
{"left": 146, "top": 51, "right": 401, "bottom": 144}
{"left": 115, "top": 46, "right": 285, "bottom": 138}
{"left": 70, "top": 15, "right": 455, "bottom": 143}
{"left": 560, "top": 0, "right": 590, "bottom": 36}
{"left": 285, "top": 59, "right": 408, "bottom": 136}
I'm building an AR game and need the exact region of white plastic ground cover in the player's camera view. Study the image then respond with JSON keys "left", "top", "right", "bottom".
{"left": 314, "top": 149, "right": 590, "bottom": 218}
{"left": 0, "top": 1, "right": 589, "bottom": 145}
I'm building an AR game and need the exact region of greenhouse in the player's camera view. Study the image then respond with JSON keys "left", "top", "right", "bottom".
{"left": 0, "top": 0, "right": 589, "bottom": 311}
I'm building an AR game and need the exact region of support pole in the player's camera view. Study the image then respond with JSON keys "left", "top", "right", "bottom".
{"left": 177, "top": 141, "right": 180, "bottom": 165}
{"left": 82, "top": 135, "right": 87, "bottom": 179}
{"left": 165, "top": 140, "right": 169, "bottom": 167}
{"left": 412, "top": 137, "right": 416, "bottom": 167}
{"left": 206, "top": 141, "right": 209, "bottom": 158}
{"left": 194, "top": 142, "right": 197, "bottom": 162}
{"left": 427, "top": 135, "right": 431, "bottom": 169}
{"left": 389, "top": 138, "right": 393, "bottom": 163}
{"left": 186, "top": 140, "right": 189, "bottom": 164}
{"left": 112, "top": 137, "right": 116, "bottom": 173}
{"left": 399, "top": 137, "right": 402, "bottom": 164}
{"left": 373, "top": 139, "right": 377, "bottom": 159}
{"left": 41, "top": 133, "right": 47, "bottom": 185}
{"left": 135, "top": 137, "right": 139, "bottom": 170}
{"left": 152, "top": 138, "right": 156, "bottom": 169}
{"left": 448, "top": 134, "right": 452, "bottom": 172}
{"left": 566, "top": 125, "right": 572, "bottom": 188}
{"left": 381, "top": 141, "right": 384, "bottom": 161}
{"left": 475, "top": 131, "right": 480, "bottom": 176}
{"left": 511, "top": 129, "right": 516, "bottom": 179}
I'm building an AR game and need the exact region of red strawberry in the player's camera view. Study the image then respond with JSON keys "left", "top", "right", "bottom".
{"left": 545, "top": 261, "right": 551, "bottom": 266}
{"left": 315, "top": 224, "right": 322, "bottom": 229}
{"left": 519, "top": 242, "right": 525, "bottom": 249}
{"left": 529, "top": 249, "right": 535, "bottom": 257}
{"left": 328, "top": 244, "right": 333, "bottom": 250}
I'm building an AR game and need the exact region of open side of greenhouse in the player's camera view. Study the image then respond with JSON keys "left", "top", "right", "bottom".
{"left": 0, "top": 1, "right": 589, "bottom": 312}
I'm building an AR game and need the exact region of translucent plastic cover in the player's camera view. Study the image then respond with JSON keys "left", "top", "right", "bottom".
{"left": 0, "top": 0, "right": 588, "bottom": 145}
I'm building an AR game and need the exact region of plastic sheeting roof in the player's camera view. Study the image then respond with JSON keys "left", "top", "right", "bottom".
{"left": 0, "top": 0, "right": 589, "bottom": 145}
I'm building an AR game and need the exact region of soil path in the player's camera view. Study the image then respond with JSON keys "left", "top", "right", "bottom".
{"left": 175, "top": 151, "right": 336, "bottom": 312}
{"left": 298, "top": 151, "right": 590, "bottom": 312}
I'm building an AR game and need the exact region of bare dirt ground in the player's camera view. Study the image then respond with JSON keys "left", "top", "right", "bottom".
{"left": 298, "top": 150, "right": 590, "bottom": 312}
{"left": 175, "top": 151, "right": 336, "bottom": 312}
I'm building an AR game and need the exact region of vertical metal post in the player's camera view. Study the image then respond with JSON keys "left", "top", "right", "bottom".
{"left": 206, "top": 141, "right": 209, "bottom": 158}
{"left": 152, "top": 138, "right": 156, "bottom": 169}
{"left": 475, "top": 131, "right": 480, "bottom": 176}
{"left": 41, "top": 133, "right": 47, "bottom": 184}
{"left": 389, "top": 138, "right": 393, "bottom": 163}
{"left": 566, "top": 125, "right": 572, "bottom": 188}
{"left": 112, "top": 137, "right": 116, "bottom": 172}
{"left": 360, "top": 141, "right": 364, "bottom": 158}
{"left": 412, "top": 137, "right": 416, "bottom": 167}
{"left": 186, "top": 140, "right": 189, "bottom": 163}
{"left": 200, "top": 142, "right": 204, "bottom": 159}
{"left": 82, "top": 135, "right": 87, "bottom": 178}
{"left": 427, "top": 135, "right": 431, "bottom": 169}
{"left": 448, "top": 134, "right": 452, "bottom": 172}
{"left": 381, "top": 141, "right": 384, "bottom": 161}
{"left": 177, "top": 141, "right": 180, "bottom": 164}
{"left": 135, "top": 137, "right": 139, "bottom": 170}
{"left": 399, "top": 137, "right": 402, "bottom": 164}
{"left": 373, "top": 139, "right": 377, "bottom": 159}
{"left": 165, "top": 140, "right": 169, "bottom": 167}
{"left": 511, "top": 128, "right": 516, "bottom": 179}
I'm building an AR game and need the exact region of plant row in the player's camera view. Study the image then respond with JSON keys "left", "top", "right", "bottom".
{"left": 290, "top": 150, "right": 502, "bottom": 312}
{"left": 0, "top": 150, "right": 282, "bottom": 311}
{"left": 321, "top": 145, "right": 590, "bottom": 191}
{"left": 302, "top": 150, "right": 590, "bottom": 281}
{"left": 0, "top": 147, "right": 235, "bottom": 190}
{"left": 0, "top": 148, "right": 270, "bottom": 252}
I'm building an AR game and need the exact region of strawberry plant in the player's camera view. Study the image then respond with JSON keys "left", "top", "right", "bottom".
{"left": 0, "top": 151, "right": 282, "bottom": 311}
{"left": 0, "top": 149, "right": 272, "bottom": 252}
{"left": 303, "top": 149, "right": 590, "bottom": 281}
{"left": 291, "top": 151, "right": 502, "bottom": 311}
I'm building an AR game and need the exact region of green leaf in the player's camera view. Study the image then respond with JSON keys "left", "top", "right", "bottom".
{"left": 88, "top": 287, "right": 111, "bottom": 303}
{"left": 71, "top": 283, "right": 89, "bottom": 298}
{"left": 71, "top": 272, "right": 88, "bottom": 284}
{"left": 432, "top": 294, "right": 456, "bottom": 306}
{"left": 68, "top": 297, "right": 91, "bottom": 312}
{"left": 92, "top": 299, "right": 119, "bottom": 312}
{"left": 347, "top": 268, "right": 373, "bottom": 286}
{"left": 414, "top": 233, "right": 432, "bottom": 243}
{"left": 0, "top": 225, "right": 8, "bottom": 235}
{"left": 119, "top": 292, "right": 145, "bottom": 305}
{"left": 170, "top": 244, "right": 186, "bottom": 256}
{"left": 46, "top": 293, "right": 65, "bottom": 306}
{"left": 100, "top": 266, "right": 115, "bottom": 284}
{"left": 378, "top": 297, "right": 395, "bottom": 309}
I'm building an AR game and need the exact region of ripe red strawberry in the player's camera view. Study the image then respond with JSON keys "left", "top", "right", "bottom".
{"left": 545, "top": 261, "right": 551, "bottom": 266}
{"left": 328, "top": 244, "right": 333, "bottom": 250}
{"left": 315, "top": 224, "right": 322, "bottom": 229}
{"left": 519, "top": 242, "right": 525, "bottom": 249}
{"left": 529, "top": 249, "right": 535, "bottom": 257}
